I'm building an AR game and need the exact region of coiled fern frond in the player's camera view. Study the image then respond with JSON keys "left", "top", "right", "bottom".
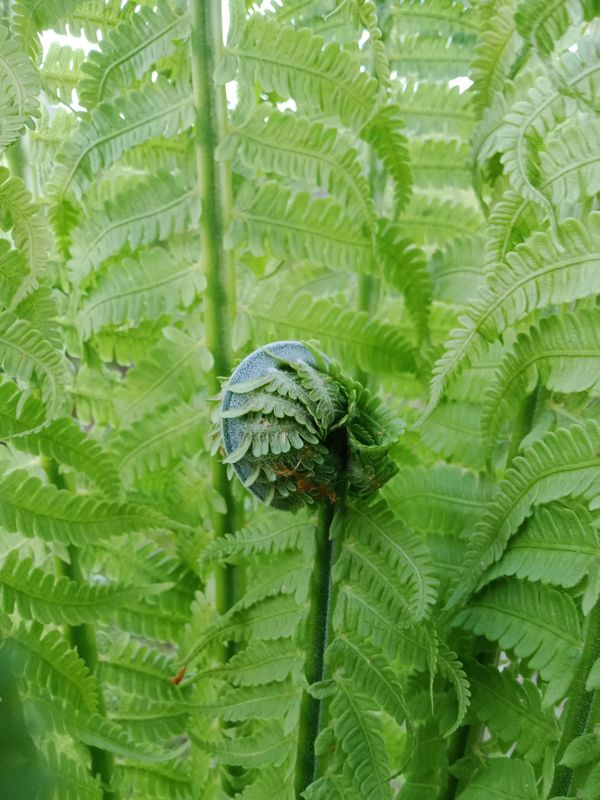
{"left": 216, "top": 341, "right": 402, "bottom": 509}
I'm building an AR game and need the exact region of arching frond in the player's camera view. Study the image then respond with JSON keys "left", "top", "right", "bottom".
{"left": 69, "top": 172, "right": 200, "bottom": 286}
{"left": 0, "top": 469, "right": 177, "bottom": 545}
{"left": 482, "top": 309, "right": 600, "bottom": 465}
{"left": 470, "top": 6, "right": 522, "bottom": 115}
{"left": 394, "top": 80, "right": 476, "bottom": 139}
{"left": 0, "top": 240, "right": 30, "bottom": 307}
{"left": 383, "top": 464, "right": 493, "bottom": 537}
{"left": 484, "top": 190, "right": 544, "bottom": 270}
{"left": 449, "top": 421, "right": 600, "bottom": 607}
{"left": 481, "top": 502, "right": 599, "bottom": 613}
{"left": 514, "top": 0, "right": 581, "bottom": 56}
{"left": 249, "top": 289, "right": 416, "bottom": 376}
{"left": 430, "top": 234, "right": 486, "bottom": 304}
{"left": 334, "top": 499, "right": 437, "bottom": 620}
{"left": 115, "top": 327, "right": 211, "bottom": 427}
{"left": 409, "top": 137, "right": 470, "bottom": 189}
{"left": 0, "top": 23, "right": 40, "bottom": 144}
{"left": 111, "top": 401, "right": 207, "bottom": 484}
{"left": 361, "top": 104, "right": 412, "bottom": 212}
{"left": 78, "top": 1, "right": 190, "bottom": 108}
{"left": 221, "top": 14, "right": 377, "bottom": 131}
{"left": 455, "top": 578, "right": 581, "bottom": 703}
{"left": 40, "top": 43, "right": 84, "bottom": 103}
{"left": 0, "top": 168, "right": 50, "bottom": 286}
{"left": 539, "top": 113, "right": 600, "bottom": 207}
{"left": 467, "top": 661, "right": 559, "bottom": 762}
{"left": 77, "top": 248, "right": 204, "bottom": 340}
{"left": 50, "top": 79, "right": 195, "bottom": 200}
{"left": 219, "top": 106, "right": 376, "bottom": 229}
{"left": 424, "top": 213, "right": 600, "bottom": 417}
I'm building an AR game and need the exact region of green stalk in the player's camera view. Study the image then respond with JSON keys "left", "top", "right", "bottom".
{"left": 42, "top": 458, "right": 117, "bottom": 800}
{"left": 550, "top": 601, "right": 600, "bottom": 797}
{"left": 190, "top": 0, "right": 240, "bottom": 618}
{"left": 295, "top": 504, "right": 337, "bottom": 796}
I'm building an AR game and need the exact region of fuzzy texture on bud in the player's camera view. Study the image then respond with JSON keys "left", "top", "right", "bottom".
{"left": 215, "top": 341, "right": 402, "bottom": 510}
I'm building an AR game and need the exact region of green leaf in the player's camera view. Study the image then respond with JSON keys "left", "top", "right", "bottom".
{"left": 456, "top": 758, "right": 539, "bottom": 799}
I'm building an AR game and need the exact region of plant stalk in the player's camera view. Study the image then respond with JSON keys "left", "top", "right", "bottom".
{"left": 550, "top": 600, "right": 600, "bottom": 797}
{"left": 190, "top": 0, "right": 240, "bottom": 618}
{"left": 295, "top": 504, "right": 337, "bottom": 796}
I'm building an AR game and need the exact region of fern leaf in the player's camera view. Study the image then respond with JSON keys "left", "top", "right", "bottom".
{"left": 52, "top": 0, "right": 137, "bottom": 43}
{"left": 99, "top": 637, "right": 184, "bottom": 704}
{"left": 197, "top": 679, "right": 300, "bottom": 726}
{"left": 0, "top": 168, "right": 50, "bottom": 286}
{"left": 448, "top": 421, "right": 600, "bottom": 606}
{"left": 249, "top": 289, "right": 416, "bottom": 376}
{"left": 219, "top": 106, "right": 376, "bottom": 230}
{"left": 424, "top": 213, "right": 600, "bottom": 416}
{"left": 420, "top": 402, "right": 485, "bottom": 470}
{"left": 228, "top": 181, "right": 374, "bottom": 278}
{"left": 78, "top": 1, "right": 190, "bottom": 108}
{"left": 539, "top": 113, "right": 600, "bottom": 207}
{"left": 455, "top": 578, "right": 581, "bottom": 704}
{"left": 388, "top": 35, "right": 473, "bottom": 80}
{"left": 382, "top": 0, "right": 481, "bottom": 37}
{"left": 481, "top": 502, "right": 600, "bottom": 612}
{"left": 497, "top": 44, "right": 599, "bottom": 208}
{"left": 383, "top": 464, "right": 493, "bottom": 538}
{"left": 409, "top": 138, "right": 471, "bottom": 189}
{"left": 68, "top": 171, "right": 200, "bottom": 286}
{"left": 199, "top": 722, "right": 292, "bottom": 769}
{"left": 330, "top": 678, "right": 392, "bottom": 799}
{"left": 482, "top": 310, "right": 600, "bottom": 465}
{"left": 203, "top": 638, "right": 303, "bottom": 687}
{"left": 361, "top": 104, "right": 412, "bottom": 212}
{"left": 0, "top": 24, "right": 40, "bottom": 139}
{"left": 50, "top": 79, "right": 194, "bottom": 199}
{"left": 400, "top": 194, "right": 483, "bottom": 247}
{"left": 0, "top": 309, "right": 69, "bottom": 421}
{"left": 14, "top": 414, "right": 119, "bottom": 495}
{"left": 328, "top": 636, "right": 409, "bottom": 726}
{"left": 514, "top": 0, "right": 581, "bottom": 56}
{"left": 115, "top": 327, "right": 211, "bottom": 426}
{"left": 110, "top": 401, "right": 207, "bottom": 483}
{"left": 41, "top": 743, "right": 103, "bottom": 800}
{"left": 334, "top": 499, "right": 437, "bottom": 620}
{"left": 468, "top": 661, "right": 558, "bottom": 762}
{"left": 40, "top": 43, "right": 84, "bottom": 103}
{"left": 395, "top": 80, "right": 476, "bottom": 138}
{"left": 0, "top": 550, "right": 165, "bottom": 626}
{"left": 77, "top": 248, "right": 204, "bottom": 340}
{"left": 470, "top": 5, "right": 522, "bottom": 114}
{"left": 222, "top": 14, "right": 377, "bottom": 131}
{"left": 455, "top": 758, "right": 538, "bottom": 800}
{"left": 436, "top": 640, "right": 470, "bottom": 735}
{"left": 484, "top": 190, "right": 544, "bottom": 270}
{"left": 7, "top": 622, "right": 98, "bottom": 713}
{"left": 199, "top": 512, "right": 311, "bottom": 574}
{"left": 0, "top": 240, "right": 30, "bottom": 307}
{"left": 25, "top": 690, "right": 186, "bottom": 764}
{"left": 0, "top": 468, "right": 177, "bottom": 545}
{"left": 430, "top": 234, "right": 486, "bottom": 304}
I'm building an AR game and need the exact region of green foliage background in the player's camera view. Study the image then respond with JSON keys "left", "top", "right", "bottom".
{"left": 0, "top": 0, "right": 599, "bottom": 798}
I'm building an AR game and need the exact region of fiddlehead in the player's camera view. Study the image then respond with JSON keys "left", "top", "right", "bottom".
{"left": 216, "top": 340, "right": 401, "bottom": 509}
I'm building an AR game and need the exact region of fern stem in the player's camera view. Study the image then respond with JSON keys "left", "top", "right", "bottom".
{"left": 295, "top": 503, "right": 337, "bottom": 796}
{"left": 550, "top": 600, "right": 600, "bottom": 797}
{"left": 190, "top": 0, "right": 240, "bottom": 618}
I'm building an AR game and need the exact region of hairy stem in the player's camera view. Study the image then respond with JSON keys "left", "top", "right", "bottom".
{"left": 550, "top": 600, "right": 600, "bottom": 797}
{"left": 295, "top": 504, "right": 337, "bottom": 796}
{"left": 190, "top": 0, "right": 240, "bottom": 618}
{"left": 42, "top": 458, "right": 117, "bottom": 800}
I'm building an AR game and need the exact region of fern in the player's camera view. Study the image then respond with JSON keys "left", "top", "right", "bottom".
{"left": 68, "top": 171, "right": 200, "bottom": 286}
{"left": 78, "top": 1, "right": 190, "bottom": 109}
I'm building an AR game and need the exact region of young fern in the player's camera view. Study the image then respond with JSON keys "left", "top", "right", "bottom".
{"left": 0, "top": 0, "right": 599, "bottom": 798}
